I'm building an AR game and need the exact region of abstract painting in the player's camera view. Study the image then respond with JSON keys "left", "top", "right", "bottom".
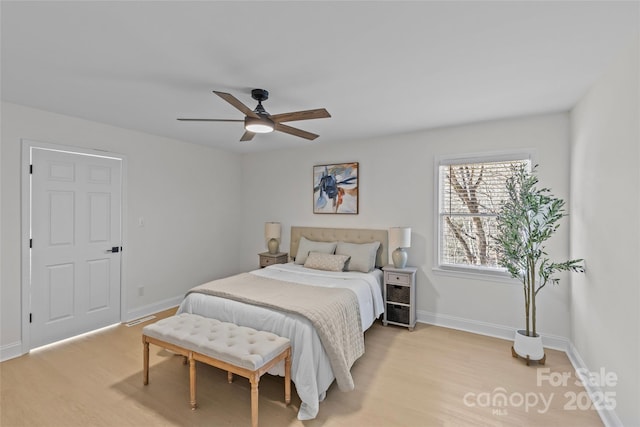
{"left": 313, "top": 162, "right": 359, "bottom": 214}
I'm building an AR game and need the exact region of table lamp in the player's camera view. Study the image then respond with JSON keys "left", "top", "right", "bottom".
{"left": 389, "top": 227, "right": 411, "bottom": 268}
{"left": 265, "top": 222, "right": 281, "bottom": 254}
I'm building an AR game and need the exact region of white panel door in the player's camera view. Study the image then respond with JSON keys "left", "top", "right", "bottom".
{"left": 30, "top": 148, "right": 122, "bottom": 349}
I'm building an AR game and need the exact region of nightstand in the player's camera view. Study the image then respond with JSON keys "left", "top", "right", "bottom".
{"left": 259, "top": 252, "right": 288, "bottom": 268}
{"left": 382, "top": 265, "right": 417, "bottom": 331}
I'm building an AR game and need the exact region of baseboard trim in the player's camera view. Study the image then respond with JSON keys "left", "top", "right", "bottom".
{"left": 566, "top": 342, "right": 623, "bottom": 427}
{"left": 124, "top": 295, "right": 182, "bottom": 323}
{"left": 416, "top": 309, "right": 569, "bottom": 351}
{"left": 0, "top": 341, "right": 24, "bottom": 362}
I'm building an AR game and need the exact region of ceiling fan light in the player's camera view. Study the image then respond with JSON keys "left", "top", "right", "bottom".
{"left": 245, "top": 117, "right": 274, "bottom": 133}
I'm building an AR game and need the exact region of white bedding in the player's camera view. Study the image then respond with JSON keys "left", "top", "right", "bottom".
{"left": 176, "top": 263, "right": 384, "bottom": 420}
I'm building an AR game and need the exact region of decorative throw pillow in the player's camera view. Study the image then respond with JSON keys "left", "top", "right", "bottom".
{"left": 294, "top": 236, "right": 338, "bottom": 265}
{"left": 304, "top": 252, "right": 351, "bottom": 272}
{"left": 335, "top": 241, "right": 381, "bottom": 273}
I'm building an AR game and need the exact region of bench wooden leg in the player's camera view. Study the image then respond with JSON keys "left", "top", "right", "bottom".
{"left": 227, "top": 371, "right": 233, "bottom": 383}
{"left": 250, "top": 374, "right": 259, "bottom": 427}
{"left": 284, "top": 349, "right": 291, "bottom": 405}
{"left": 143, "top": 338, "right": 149, "bottom": 385}
{"left": 189, "top": 354, "right": 197, "bottom": 410}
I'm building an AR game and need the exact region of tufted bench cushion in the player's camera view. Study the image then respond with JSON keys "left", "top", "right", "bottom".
{"left": 142, "top": 313, "right": 291, "bottom": 427}
{"left": 142, "top": 313, "right": 290, "bottom": 371}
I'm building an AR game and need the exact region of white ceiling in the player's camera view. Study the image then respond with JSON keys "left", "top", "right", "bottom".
{"left": 2, "top": 1, "right": 638, "bottom": 153}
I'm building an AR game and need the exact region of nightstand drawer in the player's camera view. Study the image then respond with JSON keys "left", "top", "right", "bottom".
{"left": 384, "top": 271, "right": 410, "bottom": 285}
{"left": 261, "top": 256, "right": 276, "bottom": 267}
{"left": 259, "top": 252, "right": 288, "bottom": 268}
{"left": 386, "top": 284, "right": 410, "bottom": 304}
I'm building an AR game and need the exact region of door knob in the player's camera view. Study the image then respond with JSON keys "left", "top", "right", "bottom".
{"left": 106, "top": 246, "right": 120, "bottom": 253}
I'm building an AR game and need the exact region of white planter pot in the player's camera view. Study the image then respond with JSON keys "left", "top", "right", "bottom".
{"left": 512, "top": 330, "right": 546, "bottom": 365}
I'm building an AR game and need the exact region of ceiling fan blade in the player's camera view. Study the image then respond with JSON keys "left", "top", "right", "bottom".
{"left": 239, "top": 131, "right": 256, "bottom": 142}
{"left": 213, "top": 91, "right": 259, "bottom": 118}
{"left": 275, "top": 123, "right": 319, "bottom": 141}
{"left": 270, "top": 108, "right": 331, "bottom": 123}
{"left": 177, "top": 118, "right": 244, "bottom": 122}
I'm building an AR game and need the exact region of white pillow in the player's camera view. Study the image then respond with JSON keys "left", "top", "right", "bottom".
{"left": 335, "top": 241, "right": 380, "bottom": 273}
{"left": 294, "top": 236, "right": 338, "bottom": 264}
{"left": 304, "top": 252, "right": 351, "bottom": 272}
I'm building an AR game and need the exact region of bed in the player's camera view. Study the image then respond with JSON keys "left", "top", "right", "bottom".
{"left": 176, "top": 226, "right": 388, "bottom": 420}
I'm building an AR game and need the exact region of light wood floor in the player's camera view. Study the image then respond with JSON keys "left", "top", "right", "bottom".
{"left": 1, "top": 308, "right": 603, "bottom": 426}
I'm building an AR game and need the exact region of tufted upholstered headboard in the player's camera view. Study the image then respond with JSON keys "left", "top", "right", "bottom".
{"left": 290, "top": 226, "right": 388, "bottom": 268}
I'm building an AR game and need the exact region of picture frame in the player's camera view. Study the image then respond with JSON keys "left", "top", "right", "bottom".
{"left": 313, "top": 162, "right": 359, "bottom": 214}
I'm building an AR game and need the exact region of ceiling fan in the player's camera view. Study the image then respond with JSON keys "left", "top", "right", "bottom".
{"left": 178, "top": 89, "right": 331, "bottom": 141}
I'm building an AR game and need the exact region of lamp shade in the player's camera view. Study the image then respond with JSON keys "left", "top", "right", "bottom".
{"left": 264, "top": 222, "right": 281, "bottom": 239}
{"left": 389, "top": 227, "right": 411, "bottom": 249}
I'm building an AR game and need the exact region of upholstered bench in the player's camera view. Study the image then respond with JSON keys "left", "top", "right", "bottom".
{"left": 142, "top": 313, "right": 291, "bottom": 427}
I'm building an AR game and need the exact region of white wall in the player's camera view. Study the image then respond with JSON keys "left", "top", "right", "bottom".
{"left": 240, "top": 112, "right": 573, "bottom": 343}
{"left": 570, "top": 38, "right": 640, "bottom": 426}
{"left": 1, "top": 102, "right": 243, "bottom": 357}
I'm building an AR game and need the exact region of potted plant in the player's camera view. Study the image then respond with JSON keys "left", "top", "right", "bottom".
{"left": 495, "top": 164, "right": 584, "bottom": 365}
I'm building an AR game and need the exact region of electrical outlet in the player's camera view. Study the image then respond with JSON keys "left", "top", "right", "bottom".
{"left": 138, "top": 286, "right": 144, "bottom": 297}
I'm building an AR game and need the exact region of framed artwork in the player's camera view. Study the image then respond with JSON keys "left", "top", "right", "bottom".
{"left": 313, "top": 162, "right": 359, "bottom": 214}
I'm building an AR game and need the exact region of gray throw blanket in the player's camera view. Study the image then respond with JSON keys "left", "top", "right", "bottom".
{"left": 186, "top": 272, "right": 364, "bottom": 391}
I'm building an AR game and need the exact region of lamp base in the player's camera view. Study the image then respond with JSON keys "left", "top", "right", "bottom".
{"left": 268, "top": 238, "right": 279, "bottom": 254}
{"left": 392, "top": 248, "right": 408, "bottom": 268}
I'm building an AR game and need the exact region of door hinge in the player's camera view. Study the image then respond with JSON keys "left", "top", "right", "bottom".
{"left": 30, "top": 164, "right": 33, "bottom": 174}
{"left": 30, "top": 239, "right": 33, "bottom": 248}
{"left": 29, "top": 313, "right": 32, "bottom": 323}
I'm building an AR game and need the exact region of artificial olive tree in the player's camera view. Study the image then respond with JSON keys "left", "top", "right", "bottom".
{"left": 495, "top": 164, "right": 584, "bottom": 338}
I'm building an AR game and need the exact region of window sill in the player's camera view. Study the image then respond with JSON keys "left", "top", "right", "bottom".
{"left": 432, "top": 266, "right": 520, "bottom": 285}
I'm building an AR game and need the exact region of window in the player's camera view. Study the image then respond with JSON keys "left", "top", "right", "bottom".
{"left": 437, "top": 155, "right": 530, "bottom": 274}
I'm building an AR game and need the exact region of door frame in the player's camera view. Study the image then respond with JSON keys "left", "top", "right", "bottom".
{"left": 21, "top": 139, "right": 128, "bottom": 354}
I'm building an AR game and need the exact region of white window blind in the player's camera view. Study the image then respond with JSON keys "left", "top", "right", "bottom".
{"left": 438, "top": 157, "right": 530, "bottom": 271}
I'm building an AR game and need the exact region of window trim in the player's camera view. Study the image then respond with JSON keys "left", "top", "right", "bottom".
{"left": 433, "top": 149, "right": 535, "bottom": 280}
